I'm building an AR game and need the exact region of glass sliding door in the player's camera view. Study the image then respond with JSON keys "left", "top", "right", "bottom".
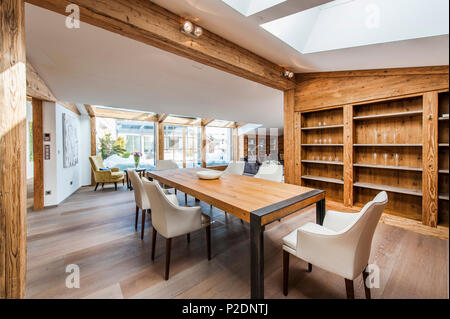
{"left": 163, "top": 124, "right": 201, "bottom": 168}
{"left": 205, "top": 127, "right": 233, "bottom": 167}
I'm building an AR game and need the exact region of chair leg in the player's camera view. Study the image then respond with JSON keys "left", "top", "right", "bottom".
{"left": 94, "top": 183, "right": 99, "bottom": 191}
{"left": 185, "top": 193, "right": 188, "bottom": 205}
{"left": 187, "top": 233, "right": 190, "bottom": 244}
{"left": 362, "top": 265, "right": 371, "bottom": 299}
{"left": 345, "top": 279, "right": 354, "bottom": 299}
{"left": 283, "top": 250, "right": 289, "bottom": 296}
{"left": 151, "top": 228, "right": 157, "bottom": 261}
{"left": 122, "top": 179, "right": 125, "bottom": 186}
{"left": 102, "top": 183, "right": 104, "bottom": 189}
{"left": 114, "top": 182, "right": 118, "bottom": 191}
{"left": 206, "top": 225, "right": 211, "bottom": 260}
{"left": 165, "top": 238, "right": 172, "bottom": 280}
{"left": 135, "top": 206, "right": 139, "bottom": 230}
{"left": 175, "top": 189, "right": 177, "bottom": 195}
{"left": 141, "top": 209, "right": 146, "bottom": 240}
{"left": 308, "top": 263, "right": 312, "bottom": 272}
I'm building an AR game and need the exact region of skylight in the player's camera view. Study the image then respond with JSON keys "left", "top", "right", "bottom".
{"left": 222, "top": 0, "right": 287, "bottom": 16}
{"left": 261, "top": 0, "right": 449, "bottom": 54}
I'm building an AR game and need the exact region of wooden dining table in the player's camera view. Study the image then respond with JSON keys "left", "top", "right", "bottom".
{"left": 147, "top": 168, "right": 326, "bottom": 299}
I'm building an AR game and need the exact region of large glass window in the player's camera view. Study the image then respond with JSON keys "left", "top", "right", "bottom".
{"left": 164, "top": 125, "right": 201, "bottom": 168}
{"left": 96, "top": 118, "right": 156, "bottom": 170}
{"left": 206, "top": 127, "right": 233, "bottom": 167}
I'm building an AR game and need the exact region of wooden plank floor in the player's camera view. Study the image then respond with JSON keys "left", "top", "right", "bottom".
{"left": 26, "top": 185, "right": 449, "bottom": 299}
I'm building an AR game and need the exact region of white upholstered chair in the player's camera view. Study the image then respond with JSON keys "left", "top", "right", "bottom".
{"left": 142, "top": 179, "right": 211, "bottom": 280}
{"left": 224, "top": 161, "right": 245, "bottom": 175}
{"left": 128, "top": 169, "right": 176, "bottom": 240}
{"left": 155, "top": 159, "right": 185, "bottom": 201}
{"left": 254, "top": 163, "right": 283, "bottom": 182}
{"left": 282, "top": 191, "right": 388, "bottom": 299}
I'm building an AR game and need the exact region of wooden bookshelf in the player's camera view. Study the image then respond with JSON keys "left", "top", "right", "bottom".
{"left": 353, "top": 110, "right": 423, "bottom": 120}
{"left": 354, "top": 182, "right": 422, "bottom": 197}
{"left": 438, "top": 92, "right": 449, "bottom": 227}
{"left": 301, "top": 124, "right": 344, "bottom": 130}
{"left": 302, "top": 160, "right": 343, "bottom": 166}
{"left": 353, "top": 163, "right": 422, "bottom": 172}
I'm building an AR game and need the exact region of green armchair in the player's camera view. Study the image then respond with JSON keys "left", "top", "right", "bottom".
{"left": 89, "top": 155, "right": 125, "bottom": 191}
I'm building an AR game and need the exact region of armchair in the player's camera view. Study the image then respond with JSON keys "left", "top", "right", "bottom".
{"left": 282, "top": 191, "right": 388, "bottom": 299}
{"left": 89, "top": 155, "right": 125, "bottom": 191}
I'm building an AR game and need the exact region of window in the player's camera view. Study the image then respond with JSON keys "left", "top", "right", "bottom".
{"left": 125, "top": 135, "right": 141, "bottom": 154}
{"left": 164, "top": 125, "right": 201, "bottom": 168}
{"left": 206, "top": 127, "right": 233, "bottom": 167}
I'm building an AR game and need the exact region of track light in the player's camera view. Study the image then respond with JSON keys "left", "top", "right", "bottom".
{"left": 282, "top": 70, "right": 294, "bottom": 79}
{"left": 181, "top": 20, "right": 203, "bottom": 38}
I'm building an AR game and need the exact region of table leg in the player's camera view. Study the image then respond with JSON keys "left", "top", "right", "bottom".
{"left": 250, "top": 213, "right": 264, "bottom": 299}
{"left": 316, "top": 198, "right": 326, "bottom": 225}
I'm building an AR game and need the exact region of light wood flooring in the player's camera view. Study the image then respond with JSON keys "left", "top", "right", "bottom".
{"left": 26, "top": 185, "right": 449, "bottom": 299}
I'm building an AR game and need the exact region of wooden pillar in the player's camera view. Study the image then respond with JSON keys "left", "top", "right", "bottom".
{"left": 201, "top": 124, "right": 206, "bottom": 168}
{"left": 90, "top": 116, "right": 96, "bottom": 185}
{"left": 422, "top": 92, "right": 439, "bottom": 227}
{"left": 294, "top": 112, "right": 302, "bottom": 185}
{"left": 0, "top": 0, "right": 27, "bottom": 298}
{"left": 158, "top": 122, "right": 164, "bottom": 160}
{"left": 343, "top": 105, "right": 354, "bottom": 207}
{"left": 283, "top": 89, "right": 295, "bottom": 184}
{"left": 32, "top": 98, "right": 44, "bottom": 211}
{"left": 233, "top": 127, "right": 238, "bottom": 161}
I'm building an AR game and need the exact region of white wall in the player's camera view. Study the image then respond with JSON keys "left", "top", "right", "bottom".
{"left": 43, "top": 102, "right": 91, "bottom": 206}
{"left": 26, "top": 101, "right": 34, "bottom": 180}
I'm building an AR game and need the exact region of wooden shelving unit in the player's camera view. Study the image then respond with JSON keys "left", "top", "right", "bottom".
{"left": 354, "top": 182, "right": 422, "bottom": 197}
{"left": 353, "top": 110, "right": 423, "bottom": 120}
{"left": 353, "top": 163, "right": 422, "bottom": 172}
{"left": 300, "top": 107, "right": 344, "bottom": 201}
{"left": 354, "top": 144, "right": 422, "bottom": 147}
{"left": 438, "top": 92, "right": 449, "bottom": 227}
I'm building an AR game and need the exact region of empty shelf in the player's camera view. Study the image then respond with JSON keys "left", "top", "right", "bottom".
{"left": 302, "top": 175, "right": 344, "bottom": 184}
{"left": 302, "top": 144, "right": 344, "bottom": 147}
{"left": 439, "top": 193, "right": 449, "bottom": 201}
{"left": 353, "top": 182, "right": 422, "bottom": 197}
{"left": 354, "top": 144, "right": 422, "bottom": 147}
{"left": 301, "top": 124, "right": 344, "bottom": 130}
{"left": 439, "top": 169, "right": 449, "bottom": 174}
{"left": 439, "top": 143, "right": 449, "bottom": 147}
{"left": 353, "top": 163, "right": 422, "bottom": 172}
{"left": 353, "top": 110, "right": 423, "bottom": 120}
{"left": 302, "top": 160, "right": 343, "bottom": 165}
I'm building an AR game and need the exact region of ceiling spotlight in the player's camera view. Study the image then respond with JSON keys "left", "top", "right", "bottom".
{"left": 181, "top": 20, "right": 203, "bottom": 38}
{"left": 283, "top": 70, "right": 294, "bottom": 79}
{"left": 194, "top": 26, "right": 203, "bottom": 37}
{"left": 182, "top": 20, "right": 194, "bottom": 33}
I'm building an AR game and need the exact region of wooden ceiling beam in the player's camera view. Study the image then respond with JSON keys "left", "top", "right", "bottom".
{"left": 91, "top": 107, "right": 157, "bottom": 121}
{"left": 26, "top": 0, "right": 294, "bottom": 91}
{"left": 201, "top": 119, "right": 214, "bottom": 127}
{"left": 58, "top": 102, "right": 81, "bottom": 115}
{"left": 157, "top": 113, "right": 169, "bottom": 123}
{"left": 84, "top": 104, "right": 96, "bottom": 117}
{"left": 26, "top": 60, "right": 57, "bottom": 102}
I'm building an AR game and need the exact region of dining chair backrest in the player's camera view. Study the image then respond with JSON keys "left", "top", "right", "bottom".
{"left": 127, "top": 169, "right": 150, "bottom": 209}
{"left": 254, "top": 164, "right": 283, "bottom": 182}
{"left": 224, "top": 161, "right": 245, "bottom": 175}
{"left": 156, "top": 160, "right": 179, "bottom": 171}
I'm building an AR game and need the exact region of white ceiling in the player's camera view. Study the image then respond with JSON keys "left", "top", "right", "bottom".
{"left": 25, "top": 1, "right": 449, "bottom": 130}
{"left": 25, "top": 3, "right": 283, "bottom": 129}
{"left": 152, "top": 0, "right": 448, "bottom": 72}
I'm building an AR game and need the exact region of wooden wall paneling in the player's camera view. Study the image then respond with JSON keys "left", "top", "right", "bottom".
{"left": 32, "top": 98, "right": 44, "bottom": 211}
{"left": 295, "top": 66, "right": 449, "bottom": 112}
{"left": 294, "top": 112, "right": 302, "bottom": 185}
{"left": 343, "top": 105, "right": 354, "bottom": 206}
{"left": 27, "top": 0, "right": 294, "bottom": 91}
{"left": 284, "top": 89, "right": 295, "bottom": 184}
{"left": 0, "top": 0, "right": 27, "bottom": 299}
{"left": 422, "top": 92, "right": 439, "bottom": 227}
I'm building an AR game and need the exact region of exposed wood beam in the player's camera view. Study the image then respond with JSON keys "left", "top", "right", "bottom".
{"left": 157, "top": 113, "right": 168, "bottom": 123}
{"left": 32, "top": 98, "right": 44, "bottom": 211}
{"left": 92, "top": 107, "right": 156, "bottom": 121}
{"left": 0, "top": 0, "right": 27, "bottom": 299}
{"left": 201, "top": 119, "right": 214, "bottom": 127}
{"left": 26, "top": 60, "right": 57, "bottom": 102}
{"left": 58, "top": 101, "right": 81, "bottom": 116}
{"left": 26, "top": 0, "right": 294, "bottom": 91}
{"left": 158, "top": 122, "right": 164, "bottom": 160}
{"left": 283, "top": 89, "right": 295, "bottom": 185}
{"left": 201, "top": 125, "right": 207, "bottom": 168}
{"left": 84, "top": 104, "right": 96, "bottom": 117}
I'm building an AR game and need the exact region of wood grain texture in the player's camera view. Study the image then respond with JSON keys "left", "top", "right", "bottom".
{"left": 26, "top": 0, "right": 294, "bottom": 90}
{"left": 343, "top": 105, "right": 353, "bottom": 207}
{"left": 294, "top": 112, "right": 302, "bottom": 186}
{"left": 26, "top": 61, "right": 56, "bottom": 102}
{"left": 284, "top": 89, "right": 295, "bottom": 184}
{"left": 87, "top": 106, "right": 155, "bottom": 121}
{"left": 0, "top": 0, "right": 27, "bottom": 299}
{"left": 201, "top": 124, "right": 206, "bottom": 168}
{"left": 32, "top": 98, "right": 44, "bottom": 211}
{"left": 295, "top": 66, "right": 449, "bottom": 112}
{"left": 148, "top": 168, "right": 316, "bottom": 223}
{"left": 422, "top": 92, "right": 439, "bottom": 227}
{"left": 58, "top": 101, "right": 81, "bottom": 116}
{"left": 84, "top": 104, "right": 95, "bottom": 117}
